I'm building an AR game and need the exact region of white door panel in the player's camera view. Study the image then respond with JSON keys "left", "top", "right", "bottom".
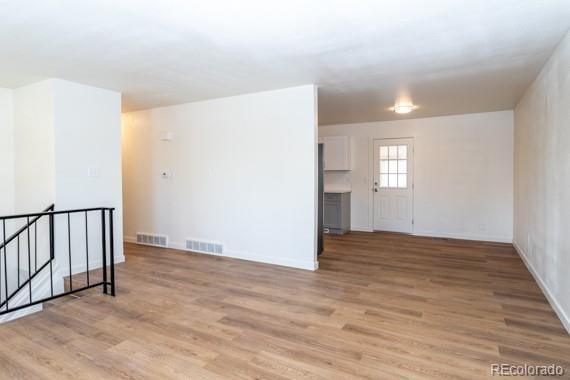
{"left": 373, "top": 138, "right": 413, "bottom": 233}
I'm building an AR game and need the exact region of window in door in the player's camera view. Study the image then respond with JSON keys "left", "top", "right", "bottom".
{"left": 379, "top": 145, "right": 407, "bottom": 188}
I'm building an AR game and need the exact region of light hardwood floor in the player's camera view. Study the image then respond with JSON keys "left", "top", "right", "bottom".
{"left": 0, "top": 232, "right": 569, "bottom": 379}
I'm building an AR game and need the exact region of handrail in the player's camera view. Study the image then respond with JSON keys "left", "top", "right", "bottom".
{"left": 0, "top": 205, "right": 116, "bottom": 315}
{"left": 0, "top": 206, "right": 115, "bottom": 221}
{"left": 0, "top": 204, "right": 54, "bottom": 251}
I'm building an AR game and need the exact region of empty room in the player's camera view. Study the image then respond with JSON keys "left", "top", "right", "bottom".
{"left": 0, "top": 0, "right": 569, "bottom": 379}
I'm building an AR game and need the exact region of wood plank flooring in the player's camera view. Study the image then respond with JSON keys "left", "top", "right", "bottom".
{"left": 0, "top": 232, "right": 568, "bottom": 379}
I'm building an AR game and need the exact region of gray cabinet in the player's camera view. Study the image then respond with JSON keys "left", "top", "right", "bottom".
{"left": 324, "top": 192, "right": 351, "bottom": 234}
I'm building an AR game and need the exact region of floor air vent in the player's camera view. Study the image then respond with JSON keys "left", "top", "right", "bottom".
{"left": 136, "top": 233, "right": 168, "bottom": 247}
{"left": 185, "top": 239, "right": 223, "bottom": 255}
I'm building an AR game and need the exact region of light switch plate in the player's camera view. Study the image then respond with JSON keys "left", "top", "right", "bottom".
{"left": 87, "top": 168, "right": 100, "bottom": 178}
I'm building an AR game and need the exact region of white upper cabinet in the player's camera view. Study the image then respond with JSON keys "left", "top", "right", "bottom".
{"left": 319, "top": 136, "right": 351, "bottom": 171}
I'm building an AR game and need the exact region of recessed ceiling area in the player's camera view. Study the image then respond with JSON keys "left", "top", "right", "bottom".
{"left": 0, "top": 0, "right": 569, "bottom": 125}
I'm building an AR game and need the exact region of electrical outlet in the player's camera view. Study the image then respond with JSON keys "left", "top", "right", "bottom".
{"left": 161, "top": 170, "right": 172, "bottom": 179}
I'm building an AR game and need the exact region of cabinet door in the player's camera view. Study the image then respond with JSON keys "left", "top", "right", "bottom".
{"left": 323, "top": 136, "right": 350, "bottom": 170}
{"left": 324, "top": 200, "right": 341, "bottom": 229}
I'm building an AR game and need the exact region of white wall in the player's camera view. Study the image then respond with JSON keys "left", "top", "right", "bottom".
{"left": 52, "top": 79, "right": 124, "bottom": 268}
{"left": 9, "top": 81, "right": 56, "bottom": 288}
{"left": 11, "top": 79, "right": 123, "bottom": 271}
{"left": 320, "top": 111, "right": 514, "bottom": 242}
{"left": 13, "top": 80, "right": 56, "bottom": 213}
{"left": 0, "top": 88, "right": 14, "bottom": 215}
{"left": 514, "top": 31, "right": 570, "bottom": 332}
{"left": 122, "top": 85, "right": 318, "bottom": 270}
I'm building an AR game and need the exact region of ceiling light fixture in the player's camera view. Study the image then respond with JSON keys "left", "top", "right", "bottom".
{"left": 394, "top": 104, "right": 414, "bottom": 114}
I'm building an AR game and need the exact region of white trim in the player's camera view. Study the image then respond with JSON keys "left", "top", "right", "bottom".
{"left": 0, "top": 264, "right": 65, "bottom": 324}
{"left": 124, "top": 235, "right": 137, "bottom": 244}
{"left": 513, "top": 241, "right": 570, "bottom": 334}
{"left": 222, "top": 249, "right": 318, "bottom": 271}
{"left": 129, "top": 239, "right": 317, "bottom": 271}
{"left": 350, "top": 226, "right": 374, "bottom": 232}
{"left": 0, "top": 295, "right": 43, "bottom": 324}
{"left": 347, "top": 228, "right": 512, "bottom": 244}
{"left": 413, "top": 231, "right": 513, "bottom": 244}
{"left": 180, "top": 242, "right": 317, "bottom": 271}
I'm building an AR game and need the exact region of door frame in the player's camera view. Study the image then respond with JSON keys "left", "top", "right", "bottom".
{"left": 370, "top": 137, "right": 415, "bottom": 233}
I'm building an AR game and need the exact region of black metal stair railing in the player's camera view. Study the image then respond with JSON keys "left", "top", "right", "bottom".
{"left": 0, "top": 204, "right": 54, "bottom": 309}
{"left": 0, "top": 205, "right": 116, "bottom": 316}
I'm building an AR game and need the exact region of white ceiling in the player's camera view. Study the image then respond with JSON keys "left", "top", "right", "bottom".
{"left": 1, "top": 0, "right": 569, "bottom": 125}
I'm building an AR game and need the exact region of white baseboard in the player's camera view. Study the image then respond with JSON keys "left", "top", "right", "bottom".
{"left": 127, "top": 238, "right": 318, "bottom": 271}
{"left": 344, "top": 228, "right": 512, "bottom": 243}
{"left": 350, "top": 226, "right": 374, "bottom": 232}
{"left": 413, "top": 231, "right": 512, "bottom": 244}
{"left": 171, "top": 241, "right": 317, "bottom": 271}
{"left": 0, "top": 263, "right": 63, "bottom": 324}
{"left": 513, "top": 241, "right": 570, "bottom": 334}
{"left": 227, "top": 249, "right": 318, "bottom": 271}
{"left": 0, "top": 303, "right": 42, "bottom": 324}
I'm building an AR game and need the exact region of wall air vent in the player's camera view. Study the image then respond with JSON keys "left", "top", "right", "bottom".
{"left": 136, "top": 233, "right": 168, "bottom": 248}
{"left": 185, "top": 239, "right": 223, "bottom": 255}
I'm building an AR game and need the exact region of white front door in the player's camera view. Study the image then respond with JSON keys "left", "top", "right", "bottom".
{"left": 373, "top": 138, "right": 414, "bottom": 233}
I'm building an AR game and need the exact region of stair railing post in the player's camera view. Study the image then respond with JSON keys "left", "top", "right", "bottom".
{"left": 49, "top": 211, "right": 54, "bottom": 296}
{"left": 27, "top": 217, "right": 32, "bottom": 302}
{"left": 49, "top": 213, "right": 55, "bottom": 260}
{"left": 109, "top": 209, "right": 115, "bottom": 297}
{"left": 101, "top": 209, "right": 108, "bottom": 294}
{"left": 2, "top": 220, "right": 8, "bottom": 311}
{"left": 67, "top": 213, "right": 72, "bottom": 292}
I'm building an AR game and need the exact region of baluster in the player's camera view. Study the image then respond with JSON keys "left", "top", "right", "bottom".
{"left": 85, "top": 211, "right": 90, "bottom": 287}
{"left": 17, "top": 235, "right": 20, "bottom": 286}
{"left": 101, "top": 210, "right": 107, "bottom": 294}
{"left": 0, "top": 223, "right": 2, "bottom": 306}
{"left": 109, "top": 209, "right": 115, "bottom": 296}
{"left": 34, "top": 221, "right": 37, "bottom": 272}
{"left": 3, "top": 220, "right": 9, "bottom": 311}
{"left": 68, "top": 213, "right": 72, "bottom": 292}
{"left": 27, "top": 217, "right": 32, "bottom": 302}
{"left": 49, "top": 213, "right": 54, "bottom": 297}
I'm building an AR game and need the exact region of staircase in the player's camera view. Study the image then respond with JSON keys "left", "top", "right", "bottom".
{"left": 0, "top": 205, "right": 116, "bottom": 322}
